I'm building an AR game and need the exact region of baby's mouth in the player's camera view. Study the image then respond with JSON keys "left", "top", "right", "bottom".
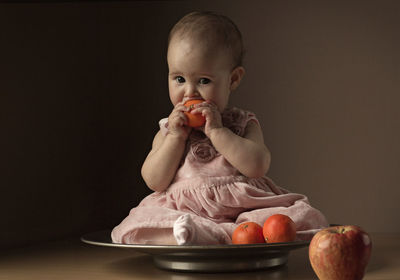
{"left": 183, "top": 97, "right": 205, "bottom": 103}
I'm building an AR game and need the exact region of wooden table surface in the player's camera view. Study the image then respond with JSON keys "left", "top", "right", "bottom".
{"left": 0, "top": 233, "right": 398, "bottom": 280}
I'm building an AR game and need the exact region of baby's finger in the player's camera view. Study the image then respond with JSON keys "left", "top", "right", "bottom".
{"left": 174, "top": 104, "right": 190, "bottom": 112}
{"left": 170, "top": 110, "right": 186, "bottom": 122}
{"left": 180, "top": 111, "right": 190, "bottom": 123}
{"left": 189, "top": 107, "right": 203, "bottom": 114}
{"left": 190, "top": 103, "right": 215, "bottom": 115}
{"left": 201, "top": 106, "right": 215, "bottom": 118}
{"left": 177, "top": 111, "right": 190, "bottom": 126}
{"left": 203, "top": 101, "right": 219, "bottom": 110}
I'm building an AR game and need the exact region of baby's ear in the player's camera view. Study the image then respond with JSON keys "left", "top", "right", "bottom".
{"left": 229, "top": 66, "right": 245, "bottom": 91}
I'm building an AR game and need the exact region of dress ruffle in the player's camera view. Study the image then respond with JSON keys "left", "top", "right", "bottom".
{"left": 112, "top": 174, "right": 329, "bottom": 244}
{"left": 111, "top": 108, "right": 329, "bottom": 245}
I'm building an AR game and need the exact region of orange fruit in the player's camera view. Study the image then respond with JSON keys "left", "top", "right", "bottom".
{"left": 232, "top": 222, "right": 265, "bottom": 244}
{"left": 263, "top": 214, "right": 296, "bottom": 243}
{"left": 184, "top": 99, "right": 206, "bottom": 127}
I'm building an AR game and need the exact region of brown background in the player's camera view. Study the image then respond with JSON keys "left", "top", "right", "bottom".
{"left": 1, "top": 0, "right": 399, "bottom": 249}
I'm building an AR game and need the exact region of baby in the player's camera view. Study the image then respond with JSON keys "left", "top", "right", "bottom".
{"left": 111, "top": 11, "right": 329, "bottom": 245}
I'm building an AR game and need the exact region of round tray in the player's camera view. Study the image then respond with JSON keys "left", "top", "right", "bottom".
{"left": 81, "top": 230, "right": 309, "bottom": 272}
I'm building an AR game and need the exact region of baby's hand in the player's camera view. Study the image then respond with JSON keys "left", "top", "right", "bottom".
{"left": 168, "top": 101, "right": 192, "bottom": 140}
{"left": 191, "top": 101, "right": 223, "bottom": 138}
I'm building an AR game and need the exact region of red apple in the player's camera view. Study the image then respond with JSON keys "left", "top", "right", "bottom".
{"left": 309, "top": 225, "right": 372, "bottom": 280}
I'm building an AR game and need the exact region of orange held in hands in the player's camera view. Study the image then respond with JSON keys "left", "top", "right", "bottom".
{"left": 263, "top": 214, "right": 297, "bottom": 243}
{"left": 184, "top": 99, "right": 206, "bottom": 127}
{"left": 232, "top": 222, "right": 265, "bottom": 244}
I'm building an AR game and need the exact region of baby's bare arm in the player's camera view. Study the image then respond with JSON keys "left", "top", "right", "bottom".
{"left": 141, "top": 131, "right": 187, "bottom": 192}
{"left": 142, "top": 102, "right": 191, "bottom": 192}
{"left": 209, "top": 121, "right": 271, "bottom": 178}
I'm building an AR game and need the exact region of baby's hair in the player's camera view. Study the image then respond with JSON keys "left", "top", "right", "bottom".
{"left": 168, "top": 11, "right": 245, "bottom": 68}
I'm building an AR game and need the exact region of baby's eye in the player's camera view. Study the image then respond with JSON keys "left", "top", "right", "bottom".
{"left": 199, "top": 78, "right": 211, "bottom": 85}
{"left": 175, "top": 76, "right": 185, "bottom": 83}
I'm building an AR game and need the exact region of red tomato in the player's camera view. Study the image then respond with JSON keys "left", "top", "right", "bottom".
{"left": 263, "top": 214, "right": 297, "bottom": 243}
{"left": 232, "top": 222, "right": 265, "bottom": 244}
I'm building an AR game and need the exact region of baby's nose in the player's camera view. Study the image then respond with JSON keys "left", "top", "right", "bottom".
{"left": 184, "top": 84, "right": 201, "bottom": 98}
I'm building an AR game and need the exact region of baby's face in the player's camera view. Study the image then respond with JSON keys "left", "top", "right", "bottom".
{"left": 167, "top": 37, "right": 235, "bottom": 112}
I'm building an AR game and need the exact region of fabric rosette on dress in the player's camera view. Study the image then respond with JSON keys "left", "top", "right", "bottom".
{"left": 190, "top": 138, "right": 218, "bottom": 163}
{"left": 222, "top": 107, "right": 249, "bottom": 136}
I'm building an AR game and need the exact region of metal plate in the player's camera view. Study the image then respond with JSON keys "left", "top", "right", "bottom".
{"left": 81, "top": 230, "right": 309, "bottom": 272}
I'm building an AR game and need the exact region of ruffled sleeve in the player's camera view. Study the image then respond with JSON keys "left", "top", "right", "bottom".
{"left": 222, "top": 107, "right": 260, "bottom": 137}
{"left": 159, "top": 118, "right": 169, "bottom": 136}
{"left": 246, "top": 111, "right": 260, "bottom": 126}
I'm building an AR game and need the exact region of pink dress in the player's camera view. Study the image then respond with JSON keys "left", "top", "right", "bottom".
{"left": 111, "top": 107, "right": 329, "bottom": 245}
